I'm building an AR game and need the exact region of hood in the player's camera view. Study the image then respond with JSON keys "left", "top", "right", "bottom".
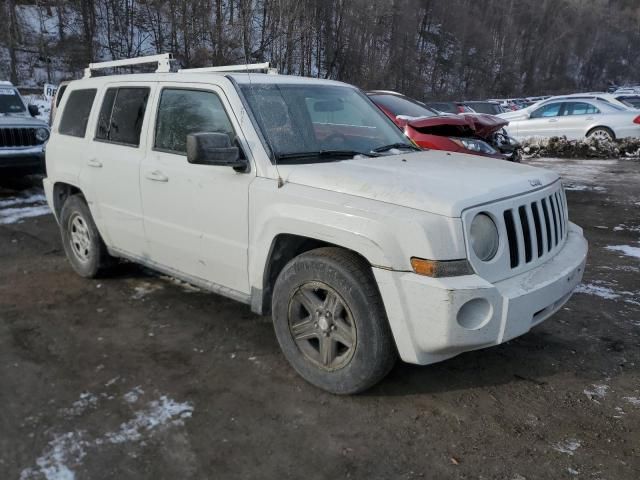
{"left": 0, "top": 113, "right": 48, "bottom": 128}
{"left": 458, "top": 113, "right": 508, "bottom": 136}
{"left": 278, "top": 150, "right": 559, "bottom": 217}
{"left": 398, "top": 114, "right": 506, "bottom": 139}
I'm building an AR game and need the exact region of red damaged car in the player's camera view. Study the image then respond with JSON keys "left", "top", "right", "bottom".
{"left": 367, "top": 90, "right": 521, "bottom": 162}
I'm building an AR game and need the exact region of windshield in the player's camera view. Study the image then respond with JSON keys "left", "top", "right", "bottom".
{"left": 0, "top": 87, "right": 26, "bottom": 114}
{"left": 240, "top": 83, "right": 413, "bottom": 161}
{"left": 370, "top": 94, "right": 437, "bottom": 118}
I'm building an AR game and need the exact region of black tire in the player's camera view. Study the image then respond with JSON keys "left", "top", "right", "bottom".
{"left": 59, "top": 195, "right": 112, "bottom": 278}
{"left": 586, "top": 127, "right": 615, "bottom": 142}
{"left": 272, "top": 247, "right": 397, "bottom": 394}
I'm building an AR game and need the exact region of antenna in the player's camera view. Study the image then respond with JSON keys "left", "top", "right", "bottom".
{"left": 240, "top": 26, "right": 284, "bottom": 188}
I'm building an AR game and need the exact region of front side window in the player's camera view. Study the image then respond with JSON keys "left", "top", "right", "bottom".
{"left": 95, "top": 87, "right": 149, "bottom": 146}
{"left": 370, "top": 94, "right": 436, "bottom": 118}
{"left": 530, "top": 103, "right": 562, "bottom": 118}
{"left": 58, "top": 89, "right": 97, "bottom": 137}
{"left": 240, "top": 83, "right": 412, "bottom": 161}
{"left": 155, "top": 89, "right": 235, "bottom": 154}
{"left": 564, "top": 102, "right": 599, "bottom": 115}
{"left": 0, "top": 87, "right": 26, "bottom": 114}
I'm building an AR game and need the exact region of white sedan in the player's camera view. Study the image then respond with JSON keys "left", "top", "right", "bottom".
{"left": 499, "top": 98, "right": 640, "bottom": 142}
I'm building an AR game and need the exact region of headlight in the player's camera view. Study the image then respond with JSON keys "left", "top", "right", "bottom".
{"left": 451, "top": 137, "right": 497, "bottom": 155}
{"left": 470, "top": 213, "right": 499, "bottom": 261}
{"left": 35, "top": 127, "right": 49, "bottom": 142}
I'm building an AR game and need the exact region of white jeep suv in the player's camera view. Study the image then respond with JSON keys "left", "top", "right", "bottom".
{"left": 44, "top": 57, "right": 588, "bottom": 394}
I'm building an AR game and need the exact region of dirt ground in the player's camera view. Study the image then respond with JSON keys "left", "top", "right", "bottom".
{"left": 1, "top": 158, "right": 639, "bottom": 480}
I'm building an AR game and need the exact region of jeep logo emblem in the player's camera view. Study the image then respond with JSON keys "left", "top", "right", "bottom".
{"left": 529, "top": 179, "right": 542, "bottom": 187}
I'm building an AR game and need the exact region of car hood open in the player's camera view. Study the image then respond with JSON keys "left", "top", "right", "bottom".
{"left": 398, "top": 113, "right": 507, "bottom": 139}
{"left": 277, "top": 150, "right": 559, "bottom": 217}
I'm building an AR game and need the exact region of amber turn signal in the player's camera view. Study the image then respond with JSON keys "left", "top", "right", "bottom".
{"left": 410, "top": 257, "right": 473, "bottom": 278}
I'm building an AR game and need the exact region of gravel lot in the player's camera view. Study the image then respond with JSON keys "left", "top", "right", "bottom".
{"left": 1, "top": 158, "right": 639, "bottom": 480}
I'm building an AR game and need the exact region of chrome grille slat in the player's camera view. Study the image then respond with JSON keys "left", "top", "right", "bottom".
{"left": 513, "top": 208, "right": 527, "bottom": 266}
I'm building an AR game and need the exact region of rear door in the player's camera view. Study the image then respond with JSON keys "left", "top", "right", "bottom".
{"left": 140, "top": 82, "right": 253, "bottom": 294}
{"left": 86, "top": 83, "right": 156, "bottom": 257}
{"left": 560, "top": 101, "right": 601, "bottom": 139}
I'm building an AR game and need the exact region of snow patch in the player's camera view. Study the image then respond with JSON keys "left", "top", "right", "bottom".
{"left": 574, "top": 283, "right": 620, "bottom": 300}
{"left": 553, "top": 438, "right": 581, "bottom": 455}
{"left": 123, "top": 386, "right": 144, "bottom": 404}
{"left": 0, "top": 205, "right": 51, "bottom": 225}
{"left": 131, "top": 282, "right": 164, "bottom": 300}
{"left": 62, "top": 392, "right": 99, "bottom": 417}
{"left": 20, "top": 432, "right": 87, "bottom": 480}
{"left": 104, "top": 396, "right": 193, "bottom": 444}
{"left": 20, "top": 394, "right": 193, "bottom": 480}
{"left": 584, "top": 384, "right": 609, "bottom": 402}
{"left": 623, "top": 396, "right": 640, "bottom": 406}
{"left": 606, "top": 245, "right": 640, "bottom": 259}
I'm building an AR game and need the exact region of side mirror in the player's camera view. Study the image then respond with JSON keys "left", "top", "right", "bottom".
{"left": 28, "top": 104, "right": 39, "bottom": 117}
{"left": 186, "top": 132, "right": 247, "bottom": 171}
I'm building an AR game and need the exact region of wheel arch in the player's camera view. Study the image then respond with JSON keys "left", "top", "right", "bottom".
{"left": 52, "top": 182, "right": 84, "bottom": 220}
{"left": 252, "top": 233, "right": 375, "bottom": 316}
{"left": 586, "top": 125, "right": 616, "bottom": 140}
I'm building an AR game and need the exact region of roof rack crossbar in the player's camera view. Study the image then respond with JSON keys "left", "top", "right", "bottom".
{"left": 84, "top": 53, "right": 174, "bottom": 78}
{"left": 178, "top": 62, "right": 278, "bottom": 74}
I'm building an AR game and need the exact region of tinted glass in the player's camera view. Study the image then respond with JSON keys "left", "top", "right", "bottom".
{"left": 0, "top": 87, "right": 26, "bottom": 113}
{"left": 370, "top": 94, "right": 436, "bottom": 118}
{"left": 155, "top": 89, "right": 235, "bottom": 154}
{"left": 426, "top": 102, "right": 458, "bottom": 114}
{"left": 96, "top": 89, "right": 117, "bottom": 140}
{"left": 531, "top": 103, "right": 562, "bottom": 118}
{"left": 241, "top": 83, "right": 411, "bottom": 159}
{"left": 58, "top": 89, "right": 97, "bottom": 137}
{"left": 467, "top": 103, "right": 503, "bottom": 115}
{"left": 619, "top": 96, "right": 640, "bottom": 108}
{"left": 95, "top": 87, "right": 149, "bottom": 145}
{"left": 564, "top": 102, "right": 599, "bottom": 115}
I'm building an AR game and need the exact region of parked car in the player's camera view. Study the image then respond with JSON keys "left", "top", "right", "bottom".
{"left": 368, "top": 90, "right": 521, "bottom": 161}
{"left": 44, "top": 55, "right": 588, "bottom": 394}
{"left": 499, "top": 97, "right": 640, "bottom": 142}
{"left": 613, "top": 95, "right": 640, "bottom": 109}
{"left": 424, "top": 101, "right": 473, "bottom": 114}
{"left": 461, "top": 100, "right": 506, "bottom": 115}
{"left": 0, "top": 81, "right": 49, "bottom": 175}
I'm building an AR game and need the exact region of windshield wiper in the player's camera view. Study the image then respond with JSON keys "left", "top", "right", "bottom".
{"left": 276, "top": 149, "right": 380, "bottom": 161}
{"left": 372, "top": 142, "right": 420, "bottom": 153}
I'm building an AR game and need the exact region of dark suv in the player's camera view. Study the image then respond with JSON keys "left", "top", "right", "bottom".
{"left": 0, "top": 81, "right": 49, "bottom": 174}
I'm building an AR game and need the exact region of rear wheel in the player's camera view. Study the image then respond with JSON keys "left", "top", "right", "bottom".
{"left": 60, "top": 195, "right": 112, "bottom": 278}
{"left": 272, "top": 247, "right": 397, "bottom": 394}
{"left": 587, "top": 127, "right": 615, "bottom": 142}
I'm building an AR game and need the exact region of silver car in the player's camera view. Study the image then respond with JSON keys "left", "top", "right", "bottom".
{"left": 499, "top": 97, "right": 640, "bottom": 142}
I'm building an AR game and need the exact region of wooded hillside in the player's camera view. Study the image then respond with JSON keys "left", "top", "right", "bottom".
{"left": 2, "top": 0, "right": 639, "bottom": 100}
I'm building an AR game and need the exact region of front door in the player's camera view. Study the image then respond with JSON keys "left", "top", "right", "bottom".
{"left": 140, "top": 84, "right": 253, "bottom": 295}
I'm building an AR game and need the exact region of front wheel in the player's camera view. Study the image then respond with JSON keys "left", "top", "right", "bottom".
{"left": 272, "top": 247, "right": 397, "bottom": 394}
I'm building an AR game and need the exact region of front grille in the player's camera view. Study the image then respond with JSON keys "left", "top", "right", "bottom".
{"left": 0, "top": 128, "right": 39, "bottom": 147}
{"left": 502, "top": 188, "right": 568, "bottom": 269}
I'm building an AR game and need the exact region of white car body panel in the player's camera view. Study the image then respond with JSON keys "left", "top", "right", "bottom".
{"left": 500, "top": 97, "right": 640, "bottom": 141}
{"left": 44, "top": 71, "right": 588, "bottom": 366}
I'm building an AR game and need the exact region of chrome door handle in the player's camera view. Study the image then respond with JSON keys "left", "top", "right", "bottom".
{"left": 145, "top": 170, "right": 169, "bottom": 182}
{"left": 548, "top": 119, "right": 558, "bottom": 123}
{"left": 586, "top": 117, "right": 594, "bottom": 120}
{"left": 87, "top": 158, "right": 103, "bottom": 168}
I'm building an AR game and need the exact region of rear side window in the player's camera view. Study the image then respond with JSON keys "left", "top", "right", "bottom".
{"left": 96, "top": 87, "right": 150, "bottom": 146}
{"left": 154, "top": 89, "right": 235, "bottom": 154}
{"left": 564, "top": 102, "right": 599, "bottom": 115}
{"left": 58, "top": 89, "right": 97, "bottom": 137}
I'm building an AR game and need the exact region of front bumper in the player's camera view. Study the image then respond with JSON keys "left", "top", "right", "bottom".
{"left": 0, "top": 146, "right": 45, "bottom": 171}
{"left": 374, "top": 222, "right": 588, "bottom": 365}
